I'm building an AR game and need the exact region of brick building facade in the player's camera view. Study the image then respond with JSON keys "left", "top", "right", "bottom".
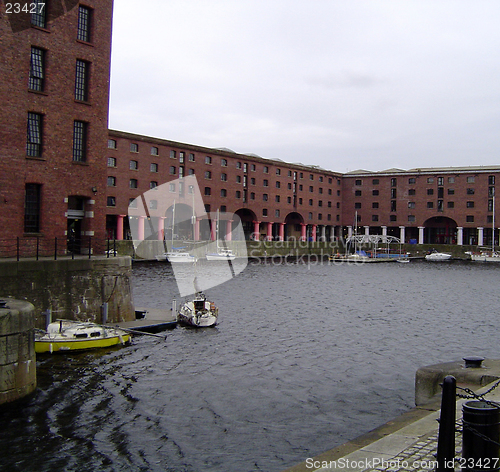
{"left": 106, "top": 130, "right": 344, "bottom": 242}
{"left": 342, "top": 167, "right": 500, "bottom": 246}
{"left": 0, "top": 0, "right": 112, "bottom": 254}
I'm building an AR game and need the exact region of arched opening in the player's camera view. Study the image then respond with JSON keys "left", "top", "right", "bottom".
{"left": 423, "top": 216, "right": 458, "bottom": 244}
{"left": 284, "top": 212, "right": 305, "bottom": 240}
{"left": 235, "top": 208, "right": 258, "bottom": 240}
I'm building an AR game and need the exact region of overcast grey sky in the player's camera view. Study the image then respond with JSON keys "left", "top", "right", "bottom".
{"left": 109, "top": 1, "right": 500, "bottom": 173}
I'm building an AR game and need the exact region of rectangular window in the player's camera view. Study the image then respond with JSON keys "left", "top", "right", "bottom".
{"left": 31, "top": 0, "right": 47, "bottom": 28}
{"left": 27, "top": 112, "right": 42, "bottom": 157}
{"left": 77, "top": 6, "right": 92, "bottom": 42}
{"left": 150, "top": 163, "right": 158, "bottom": 172}
{"left": 189, "top": 153, "right": 195, "bottom": 161}
{"left": 391, "top": 188, "right": 397, "bottom": 198}
{"left": 29, "top": 47, "right": 45, "bottom": 91}
{"left": 467, "top": 176, "right": 475, "bottom": 183}
{"left": 408, "top": 202, "right": 415, "bottom": 209}
{"left": 75, "top": 60, "right": 89, "bottom": 101}
{"left": 24, "top": 184, "right": 41, "bottom": 233}
{"left": 466, "top": 201, "right": 475, "bottom": 208}
{"left": 466, "top": 188, "right": 475, "bottom": 195}
{"left": 408, "top": 178, "right": 416, "bottom": 184}
{"left": 448, "top": 201, "right": 454, "bottom": 208}
{"left": 371, "top": 215, "right": 379, "bottom": 222}
{"left": 130, "top": 143, "right": 138, "bottom": 153}
{"left": 466, "top": 215, "right": 474, "bottom": 222}
{"left": 129, "top": 160, "right": 138, "bottom": 170}
{"left": 437, "top": 177, "right": 444, "bottom": 186}
{"left": 409, "top": 189, "right": 416, "bottom": 196}
{"left": 72, "top": 121, "right": 87, "bottom": 162}
{"left": 107, "top": 196, "right": 116, "bottom": 207}
{"left": 107, "top": 157, "right": 116, "bottom": 167}
{"left": 108, "top": 139, "right": 117, "bottom": 149}
{"left": 107, "top": 176, "right": 116, "bottom": 186}
{"left": 489, "top": 175, "right": 496, "bottom": 185}
{"left": 129, "top": 179, "right": 138, "bottom": 189}
{"left": 391, "top": 178, "right": 397, "bottom": 187}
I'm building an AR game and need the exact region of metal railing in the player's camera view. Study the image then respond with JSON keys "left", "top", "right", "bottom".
{"left": 0, "top": 237, "right": 119, "bottom": 261}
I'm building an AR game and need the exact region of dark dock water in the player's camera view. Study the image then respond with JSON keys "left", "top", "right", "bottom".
{"left": 1, "top": 259, "right": 499, "bottom": 472}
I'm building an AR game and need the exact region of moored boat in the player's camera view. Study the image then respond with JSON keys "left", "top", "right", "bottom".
{"left": 206, "top": 248, "right": 236, "bottom": 261}
{"left": 35, "top": 320, "right": 132, "bottom": 353}
{"left": 425, "top": 250, "right": 452, "bottom": 261}
{"left": 156, "top": 249, "right": 198, "bottom": 263}
{"left": 176, "top": 292, "right": 218, "bottom": 328}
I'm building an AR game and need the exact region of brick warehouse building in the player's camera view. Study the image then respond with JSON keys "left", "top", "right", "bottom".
{"left": 342, "top": 166, "right": 500, "bottom": 246}
{"left": 106, "top": 130, "right": 344, "bottom": 242}
{"left": 2, "top": 1, "right": 500, "bottom": 251}
{"left": 0, "top": 0, "right": 112, "bottom": 254}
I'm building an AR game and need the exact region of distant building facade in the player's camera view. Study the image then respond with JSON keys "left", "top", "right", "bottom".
{"left": 0, "top": 0, "right": 112, "bottom": 253}
{"left": 106, "top": 130, "right": 343, "bottom": 242}
{"left": 342, "top": 167, "right": 500, "bottom": 246}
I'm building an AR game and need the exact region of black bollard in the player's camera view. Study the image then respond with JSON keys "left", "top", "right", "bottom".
{"left": 437, "top": 375, "right": 457, "bottom": 471}
{"left": 462, "top": 400, "right": 500, "bottom": 471}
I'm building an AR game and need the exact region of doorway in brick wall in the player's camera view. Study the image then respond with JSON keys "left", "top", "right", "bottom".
{"left": 67, "top": 196, "right": 85, "bottom": 254}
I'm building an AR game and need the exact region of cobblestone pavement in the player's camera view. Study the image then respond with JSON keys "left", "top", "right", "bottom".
{"left": 361, "top": 430, "right": 461, "bottom": 472}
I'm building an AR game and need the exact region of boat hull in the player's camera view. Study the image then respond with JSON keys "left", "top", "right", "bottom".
{"left": 425, "top": 253, "right": 452, "bottom": 261}
{"left": 206, "top": 254, "right": 236, "bottom": 261}
{"left": 35, "top": 334, "right": 131, "bottom": 353}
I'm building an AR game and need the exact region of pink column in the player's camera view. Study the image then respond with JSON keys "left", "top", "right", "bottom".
{"left": 279, "top": 223, "right": 285, "bottom": 241}
{"left": 266, "top": 222, "right": 273, "bottom": 241}
{"left": 157, "top": 217, "right": 165, "bottom": 240}
{"left": 226, "top": 220, "right": 233, "bottom": 241}
{"left": 300, "top": 223, "right": 307, "bottom": 241}
{"left": 311, "top": 224, "right": 317, "bottom": 242}
{"left": 116, "top": 215, "right": 125, "bottom": 240}
{"left": 195, "top": 218, "right": 201, "bottom": 241}
{"left": 211, "top": 220, "right": 216, "bottom": 241}
{"left": 138, "top": 216, "right": 145, "bottom": 240}
{"left": 253, "top": 221, "right": 260, "bottom": 240}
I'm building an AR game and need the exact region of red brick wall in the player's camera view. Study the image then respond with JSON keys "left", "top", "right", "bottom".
{"left": 0, "top": 0, "right": 112, "bottom": 247}
{"left": 106, "top": 130, "right": 343, "bottom": 233}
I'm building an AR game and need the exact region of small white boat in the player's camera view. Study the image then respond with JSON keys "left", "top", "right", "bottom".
{"left": 35, "top": 320, "right": 132, "bottom": 353}
{"left": 425, "top": 250, "right": 452, "bottom": 261}
{"left": 156, "top": 249, "right": 197, "bottom": 263}
{"left": 467, "top": 251, "right": 500, "bottom": 262}
{"left": 206, "top": 248, "right": 236, "bottom": 261}
{"left": 177, "top": 292, "right": 218, "bottom": 328}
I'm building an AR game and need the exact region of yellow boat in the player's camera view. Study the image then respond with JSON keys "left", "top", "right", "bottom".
{"left": 35, "top": 320, "right": 132, "bottom": 354}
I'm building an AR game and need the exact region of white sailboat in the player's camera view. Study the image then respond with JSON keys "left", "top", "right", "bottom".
{"left": 156, "top": 200, "right": 197, "bottom": 263}
{"left": 206, "top": 210, "right": 236, "bottom": 261}
{"left": 468, "top": 194, "right": 500, "bottom": 262}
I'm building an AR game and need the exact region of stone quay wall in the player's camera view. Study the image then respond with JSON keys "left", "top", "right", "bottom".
{"left": 0, "top": 257, "right": 135, "bottom": 329}
{"left": 0, "top": 298, "right": 36, "bottom": 404}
